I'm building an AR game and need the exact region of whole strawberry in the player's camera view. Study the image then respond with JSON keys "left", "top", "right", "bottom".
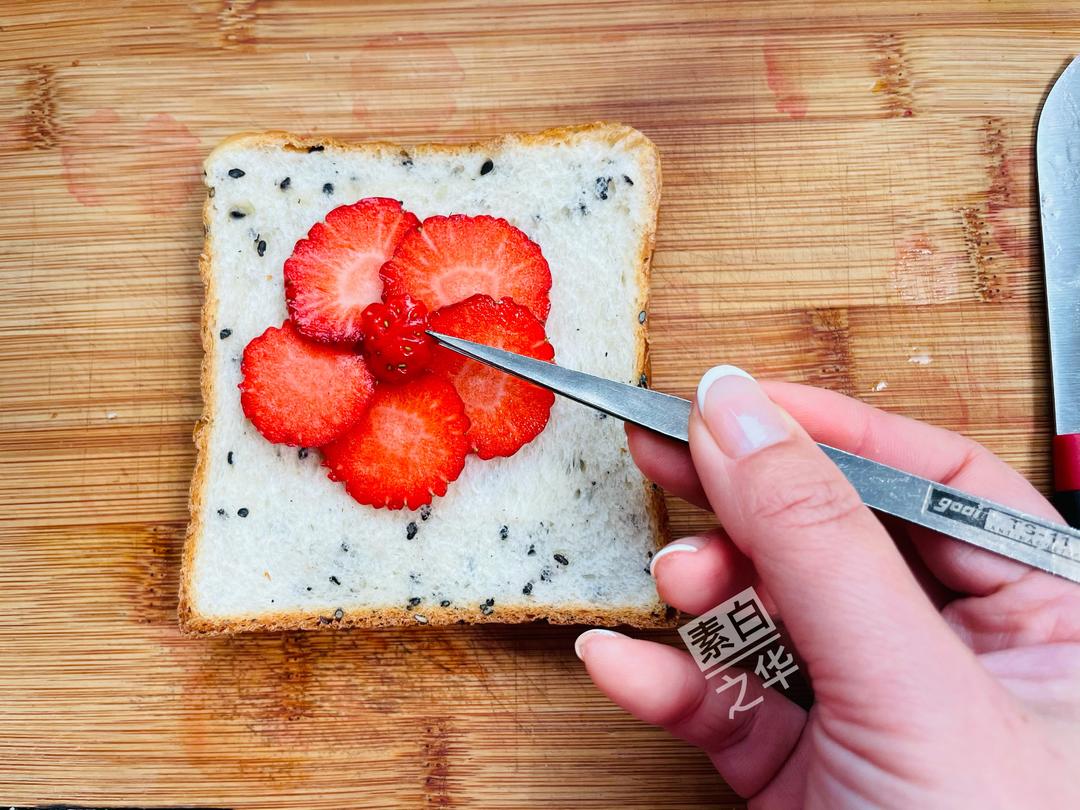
{"left": 360, "top": 293, "right": 435, "bottom": 383}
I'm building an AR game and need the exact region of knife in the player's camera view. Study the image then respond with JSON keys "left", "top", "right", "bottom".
{"left": 1038, "top": 55, "right": 1080, "bottom": 527}
{"left": 428, "top": 330, "right": 1080, "bottom": 585}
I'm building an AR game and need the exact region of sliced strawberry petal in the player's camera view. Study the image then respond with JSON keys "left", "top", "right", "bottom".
{"left": 428, "top": 294, "right": 555, "bottom": 459}
{"left": 321, "top": 375, "right": 471, "bottom": 510}
{"left": 285, "top": 198, "right": 419, "bottom": 344}
{"left": 380, "top": 214, "right": 551, "bottom": 322}
{"left": 239, "top": 320, "right": 376, "bottom": 447}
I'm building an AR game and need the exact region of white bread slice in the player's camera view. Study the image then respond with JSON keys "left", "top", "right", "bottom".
{"left": 181, "top": 123, "right": 669, "bottom": 635}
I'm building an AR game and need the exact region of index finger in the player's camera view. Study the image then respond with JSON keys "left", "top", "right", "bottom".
{"left": 763, "top": 380, "right": 1062, "bottom": 595}
{"left": 627, "top": 382, "right": 1064, "bottom": 596}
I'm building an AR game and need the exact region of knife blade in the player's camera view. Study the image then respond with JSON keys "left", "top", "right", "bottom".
{"left": 428, "top": 330, "right": 1080, "bottom": 585}
{"left": 1038, "top": 55, "right": 1080, "bottom": 527}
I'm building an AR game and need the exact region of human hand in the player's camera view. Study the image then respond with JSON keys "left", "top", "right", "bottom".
{"left": 576, "top": 368, "right": 1080, "bottom": 808}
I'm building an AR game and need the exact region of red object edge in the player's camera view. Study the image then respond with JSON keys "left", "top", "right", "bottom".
{"left": 1053, "top": 433, "right": 1080, "bottom": 491}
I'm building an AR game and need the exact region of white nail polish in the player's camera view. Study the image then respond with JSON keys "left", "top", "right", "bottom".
{"left": 648, "top": 543, "right": 700, "bottom": 577}
{"left": 574, "top": 628, "right": 622, "bottom": 660}
{"left": 697, "top": 365, "right": 755, "bottom": 412}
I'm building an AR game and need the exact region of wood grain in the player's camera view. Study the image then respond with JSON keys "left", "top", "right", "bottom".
{"left": 0, "top": 1, "right": 1075, "bottom": 806}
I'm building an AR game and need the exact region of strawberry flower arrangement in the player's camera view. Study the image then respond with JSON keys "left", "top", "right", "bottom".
{"left": 238, "top": 198, "right": 556, "bottom": 510}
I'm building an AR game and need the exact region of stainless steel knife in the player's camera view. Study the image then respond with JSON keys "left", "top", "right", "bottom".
{"left": 428, "top": 330, "right": 1080, "bottom": 586}
{"left": 1038, "top": 55, "right": 1080, "bottom": 527}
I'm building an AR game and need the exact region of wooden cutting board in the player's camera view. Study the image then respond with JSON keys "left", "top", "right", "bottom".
{"left": 1, "top": 1, "right": 1074, "bottom": 806}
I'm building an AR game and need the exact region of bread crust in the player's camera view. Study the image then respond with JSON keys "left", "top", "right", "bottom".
{"left": 180, "top": 123, "right": 670, "bottom": 636}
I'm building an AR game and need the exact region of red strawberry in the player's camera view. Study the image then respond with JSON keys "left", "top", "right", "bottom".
{"left": 360, "top": 293, "right": 435, "bottom": 384}
{"left": 380, "top": 214, "right": 551, "bottom": 322}
{"left": 428, "top": 294, "right": 555, "bottom": 459}
{"left": 240, "top": 320, "right": 376, "bottom": 447}
{"left": 285, "top": 198, "right": 419, "bottom": 344}
{"left": 321, "top": 375, "right": 471, "bottom": 510}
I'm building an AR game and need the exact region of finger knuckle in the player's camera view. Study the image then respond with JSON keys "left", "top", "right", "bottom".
{"left": 742, "top": 462, "right": 864, "bottom": 532}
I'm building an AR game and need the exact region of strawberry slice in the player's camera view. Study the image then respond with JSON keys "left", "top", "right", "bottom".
{"left": 285, "top": 198, "right": 419, "bottom": 344}
{"left": 428, "top": 294, "right": 555, "bottom": 459}
{"left": 321, "top": 375, "right": 471, "bottom": 510}
{"left": 240, "top": 320, "right": 375, "bottom": 447}
{"left": 380, "top": 214, "right": 551, "bottom": 322}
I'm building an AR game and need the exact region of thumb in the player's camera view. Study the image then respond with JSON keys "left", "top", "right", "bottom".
{"left": 689, "top": 366, "right": 973, "bottom": 701}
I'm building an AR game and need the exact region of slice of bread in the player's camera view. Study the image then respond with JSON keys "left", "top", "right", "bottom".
{"left": 181, "top": 123, "right": 669, "bottom": 635}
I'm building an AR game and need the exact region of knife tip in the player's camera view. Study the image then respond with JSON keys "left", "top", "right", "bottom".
{"left": 425, "top": 329, "right": 464, "bottom": 348}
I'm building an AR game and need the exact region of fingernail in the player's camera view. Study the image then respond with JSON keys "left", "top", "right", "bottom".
{"left": 649, "top": 537, "right": 709, "bottom": 577}
{"left": 574, "top": 628, "right": 623, "bottom": 660}
{"left": 697, "top": 366, "right": 790, "bottom": 458}
{"left": 696, "top": 364, "right": 755, "bottom": 412}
